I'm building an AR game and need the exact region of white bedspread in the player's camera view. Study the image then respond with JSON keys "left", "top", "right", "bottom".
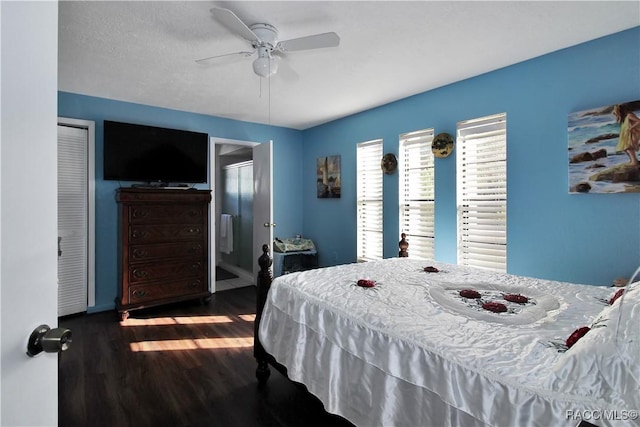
{"left": 258, "top": 258, "right": 640, "bottom": 427}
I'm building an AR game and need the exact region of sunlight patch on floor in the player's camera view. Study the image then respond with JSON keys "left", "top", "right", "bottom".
{"left": 121, "top": 315, "right": 235, "bottom": 326}
{"left": 130, "top": 336, "right": 254, "bottom": 352}
{"left": 238, "top": 314, "right": 256, "bottom": 321}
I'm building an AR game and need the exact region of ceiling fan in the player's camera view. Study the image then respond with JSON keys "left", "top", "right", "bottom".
{"left": 196, "top": 7, "right": 340, "bottom": 78}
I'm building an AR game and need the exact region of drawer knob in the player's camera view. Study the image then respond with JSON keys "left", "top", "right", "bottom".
{"left": 132, "top": 209, "right": 149, "bottom": 218}
{"left": 132, "top": 229, "right": 149, "bottom": 239}
{"left": 133, "top": 269, "right": 149, "bottom": 279}
{"left": 132, "top": 290, "right": 147, "bottom": 299}
{"left": 132, "top": 248, "right": 149, "bottom": 259}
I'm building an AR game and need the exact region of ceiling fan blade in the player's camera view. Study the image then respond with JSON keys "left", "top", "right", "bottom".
{"left": 277, "top": 32, "right": 340, "bottom": 52}
{"left": 195, "top": 51, "right": 254, "bottom": 64}
{"left": 211, "top": 7, "right": 260, "bottom": 44}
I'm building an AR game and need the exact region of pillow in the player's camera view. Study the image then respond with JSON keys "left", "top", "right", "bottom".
{"left": 548, "top": 281, "right": 640, "bottom": 409}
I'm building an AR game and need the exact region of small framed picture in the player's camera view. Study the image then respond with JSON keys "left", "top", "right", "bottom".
{"left": 317, "top": 155, "right": 341, "bottom": 198}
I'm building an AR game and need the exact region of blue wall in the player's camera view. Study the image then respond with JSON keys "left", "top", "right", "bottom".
{"left": 59, "top": 27, "right": 640, "bottom": 313}
{"left": 58, "top": 93, "right": 303, "bottom": 312}
{"left": 301, "top": 27, "right": 640, "bottom": 286}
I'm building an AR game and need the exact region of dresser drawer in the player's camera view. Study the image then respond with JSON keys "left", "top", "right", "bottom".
{"left": 117, "top": 189, "right": 211, "bottom": 204}
{"left": 129, "top": 204, "right": 205, "bottom": 224}
{"left": 129, "top": 241, "right": 204, "bottom": 263}
{"left": 129, "top": 260, "right": 204, "bottom": 284}
{"left": 127, "top": 279, "right": 205, "bottom": 304}
{"left": 129, "top": 224, "right": 204, "bottom": 244}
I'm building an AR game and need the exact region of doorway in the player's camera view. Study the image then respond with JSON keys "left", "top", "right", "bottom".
{"left": 211, "top": 139, "right": 257, "bottom": 292}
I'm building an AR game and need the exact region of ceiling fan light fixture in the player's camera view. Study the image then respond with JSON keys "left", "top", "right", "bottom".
{"left": 253, "top": 53, "right": 278, "bottom": 78}
{"left": 205, "top": 7, "right": 340, "bottom": 79}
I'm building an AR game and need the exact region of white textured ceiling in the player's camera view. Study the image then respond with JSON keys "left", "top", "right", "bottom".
{"left": 58, "top": 1, "right": 640, "bottom": 130}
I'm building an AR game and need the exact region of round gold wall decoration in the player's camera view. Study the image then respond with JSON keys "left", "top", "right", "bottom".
{"left": 432, "top": 133, "right": 454, "bottom": 158}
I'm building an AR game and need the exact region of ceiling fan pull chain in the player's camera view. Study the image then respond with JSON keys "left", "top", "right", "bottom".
{"left": 268, "top": 70, "right": 271, "bottom": 126}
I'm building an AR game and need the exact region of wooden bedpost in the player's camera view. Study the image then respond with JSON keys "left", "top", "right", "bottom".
{"left": 254, "top": 244, "right": 272, "bottom": 386}
{"left": 399, "top": 232, "right": 409, "bottom": 257}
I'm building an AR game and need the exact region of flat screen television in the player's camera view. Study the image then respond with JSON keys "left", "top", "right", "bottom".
{"left": 103, "top": 120, "right": 208, "bottom": 184}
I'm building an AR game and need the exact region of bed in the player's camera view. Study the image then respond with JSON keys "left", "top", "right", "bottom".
{"left": 253, "top": 244, "right": 640, "bottom": 427}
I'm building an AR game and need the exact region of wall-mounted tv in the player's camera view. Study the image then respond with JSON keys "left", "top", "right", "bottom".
{"left": 103, "top": 120, "right": 208, "bottom": 184}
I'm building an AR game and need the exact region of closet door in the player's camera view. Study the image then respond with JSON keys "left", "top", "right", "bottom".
{"left": 58, "top": 124, "right": 88, "bottom": 316}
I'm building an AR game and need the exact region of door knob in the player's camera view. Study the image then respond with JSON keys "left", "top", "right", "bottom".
{"left": 26, "top": 324, "right": 72, "bottom": 357}
{"left": 263, "top": 223, "right": 276, "bottom": 227}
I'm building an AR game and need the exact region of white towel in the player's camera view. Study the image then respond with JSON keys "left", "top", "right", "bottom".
{"left": 220, "top": 214, "right": 234, "bottom": 254}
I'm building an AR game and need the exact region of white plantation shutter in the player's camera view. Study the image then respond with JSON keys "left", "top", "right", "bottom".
{"left": 399, "top": 129, "right": 435, "bottom": 259}
{"left": 456, "top": 113, "right": 507, "bottom": 272}
{"left": 357, "top": 139, "right": 383, "bottom": 262}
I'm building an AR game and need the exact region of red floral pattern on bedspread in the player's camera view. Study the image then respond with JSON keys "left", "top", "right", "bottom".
{"left": 453, "top": 288, "right": 536, "bottom": 315}
{"left": 482, "top": 301, "right": 508, "bottom": 313}
{"left": 565, "top": 326, "right": 591, "bottom": 348}
{"left": 459, "top": 289, "right": 481, "bottom": 299}
{"left": 357, "top": 279, "right": 376, "bottom": 288}
{"left": 504, "top": 294, "right": 529, "bottom": 304}
{"left": 609, "top": 288, "right": 625, "bottom": 305}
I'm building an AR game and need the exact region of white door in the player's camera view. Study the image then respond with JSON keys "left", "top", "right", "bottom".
{"left": 253, "top": 141, "right": 274, "bottom": 284}
{"left": 0, "top": 2, "right": 60, "bottom": 425}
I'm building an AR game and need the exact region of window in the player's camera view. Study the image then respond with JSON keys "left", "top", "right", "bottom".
{"left": 399, "top": 129, "right": 435, "bottom": 259}
{"left": 456, "top": 113, "right": 507, "bottom": 272}
{"left": 357, "top": 139, "right": 383, "bottom": 262}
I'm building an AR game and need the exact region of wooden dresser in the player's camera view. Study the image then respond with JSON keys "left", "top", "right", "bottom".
{"left": 115, "top": 188, "right": 212, "bottom": 320}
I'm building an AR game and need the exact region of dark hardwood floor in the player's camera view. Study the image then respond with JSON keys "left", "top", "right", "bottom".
{"left": 59, "top": 286, "right": 354, "bottom": 427}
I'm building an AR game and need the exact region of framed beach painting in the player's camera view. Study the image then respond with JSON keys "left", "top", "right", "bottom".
{"left": 568, "top": 99, "right": 640, "bottom": 193}
{"left": 317, "top": 155, "right": 341, "bottom": 198}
